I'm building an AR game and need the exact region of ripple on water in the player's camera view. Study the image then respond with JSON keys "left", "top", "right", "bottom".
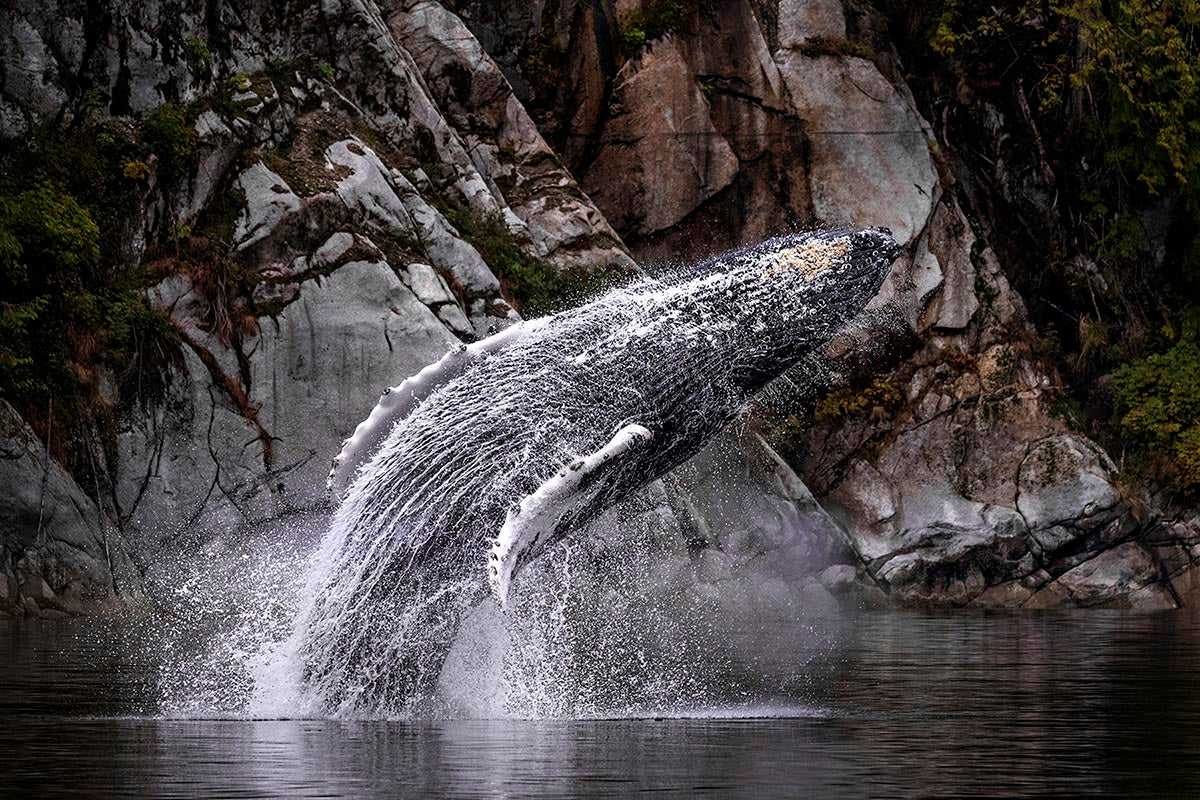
{"left": 3, "top": 610, "right": 1200, "bottom": 798}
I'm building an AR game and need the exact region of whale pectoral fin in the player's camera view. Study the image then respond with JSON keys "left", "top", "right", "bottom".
{"left": 489, "top": 423, "right": 653, "bottom": 606}
{"left": 327, "top": 318, "right": 550, "bottom": 498}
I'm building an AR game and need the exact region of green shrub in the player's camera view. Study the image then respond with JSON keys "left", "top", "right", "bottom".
{"left": 0, "top": 179, "right": 102, "bottom": 395}
{"left": 912, "top": 1, "right": 1200, "bottom": 488}
{"left": 619, "top": 0, "right": 687, "bottom": 55}
{"left": 436, "top": 203, "right": 624, "bottom": 316}
{"left": 0, "top": 116, "right": 188, "bottom": 461}
{"left": 187, "top": 37, "right": 213, "bottom": 72}
{"left": 142, "top": 102, "right": 199, "bottom": 183}
{"left": 622, "top": 27, "right": 648, "bottom": 52}
{"left": 814, "top": 375, "right": 902, "bottom": 422}
{"left": 930, "top": 1, "right": 1200, "bottom": 209}
{"left": 520, "top": 19, "right": 567, "bottom": 103}
{"left": 1113, "top": 309, "right": 1200, "bottom": 488}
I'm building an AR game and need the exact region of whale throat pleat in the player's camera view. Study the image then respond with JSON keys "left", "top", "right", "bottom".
{"left": 326, "top": 319, "right": 550, "bottom": 498}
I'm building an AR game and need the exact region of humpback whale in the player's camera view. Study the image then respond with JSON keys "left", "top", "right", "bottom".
{"left": 296, "top": 228, "right": 901, "bottom": 716}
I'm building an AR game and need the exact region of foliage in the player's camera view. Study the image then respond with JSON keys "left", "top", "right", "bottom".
{"left": 814, "top": 375, "right": 903, "bottom": 422}
{"left": 1113, "top": 309, "right": 1200, "bottom": 488}
{"left": 437, "top": 203, "right": 625, "bottom": 316}
{"left": 901, "top": 1, "right": 1200, "bottom": 490}
{"left": 519, "top": 16, "right": 567, "bottom": 104}
{"left": 929, "top": 1, "right": 1200, "bottom": 195}
{"left": 0, "top": 182, "right": 99, "bottom": 394}
{"left": 619, "top": 0, "right": 688, "bottom": 55}
{"left": 142, "top": 103, "right": 199, "bottom": 183}
{"left": 187, "top": 37, "right": 213, "bottom": 72}
{"left": 622, "top": 27, "right": 648, "bottom": 52}
{"left": 316, "top": 62, "right": 336, "bottom": 83}
{"left": 0, "top": 116, "right": 189, "bottom": 463}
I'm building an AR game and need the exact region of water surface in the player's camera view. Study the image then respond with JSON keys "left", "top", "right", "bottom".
{"left": 3, "top": 611, "right": 1198, "bottom": 798}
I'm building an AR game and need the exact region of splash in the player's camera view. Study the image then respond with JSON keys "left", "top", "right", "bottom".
{"left": 151, "top": 229, "right": 898, "bottom": 720}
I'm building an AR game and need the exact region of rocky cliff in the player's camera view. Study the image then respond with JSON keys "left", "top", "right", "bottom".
{"left": 2, "top": 0, "right": 1197, "bottom": 617}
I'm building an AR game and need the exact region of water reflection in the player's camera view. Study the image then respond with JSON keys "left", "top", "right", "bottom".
{"left": 3, "top": 611, "right": 1199, "bottom": 798}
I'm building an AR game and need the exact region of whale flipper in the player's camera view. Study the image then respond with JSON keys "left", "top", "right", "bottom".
{"left": 327, "top": 318, "right": 550, "bottom": 498}
{"left": 489, "top": 423, "right": 653, "bottom": 605}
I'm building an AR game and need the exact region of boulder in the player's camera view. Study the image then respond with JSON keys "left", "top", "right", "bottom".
{"left": 234, "top": 162, "right": 303, "bottom": 249}
{"left": 1016, "top": 436, "right": 1120, "bottom": 530}
{"left": 1027, "top": 543, "right": 1175, "bottom": 609}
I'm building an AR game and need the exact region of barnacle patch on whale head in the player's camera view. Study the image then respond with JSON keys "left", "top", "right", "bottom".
{"left": 761, "top": 237, "right": 850, "bottom": 278}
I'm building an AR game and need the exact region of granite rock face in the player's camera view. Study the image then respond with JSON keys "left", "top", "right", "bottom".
{"left": 0, "top": 402, "right": 140, "bottom": 617}
{"left": 448, "top": 0, "right": 1200, "bottom": 608}
{"left": 1, "top": 0, "right": 1195, "bottom": 611}
{"left": 0, "top": 0, "right": 634, "bottom": 584}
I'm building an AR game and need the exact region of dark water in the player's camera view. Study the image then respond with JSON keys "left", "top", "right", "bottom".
{"left": 3, "top": 611, "right": 1199, "bottom": 799}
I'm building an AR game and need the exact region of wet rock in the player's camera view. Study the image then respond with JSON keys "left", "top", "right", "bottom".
{"left": 20, "top": 575, "right": 54, "bottom": 602}
{"left": 818, "top": 564, "right": 858, "bottom": 590}
{"left": 794, "top": 579, "right": 843, "bottom": 617}
{"left": 1027, "top": 543, "right": 1173, "bottom": 609}
{"left": 187, "top": 111, "right": 242, "bottom": 223}
{"left": 0, "top": 401, "right": 139, "bottom": 614}
{"left": 1170, "top": 562, "right": 1200, "bottom": 607}
{"left": 667, "top": 431, "right": 853, "bottom": 577}
{"left": 1016, "top": 436, "right": 1120, "bottom": 530}
{"left": 695, "top": 548, "right": 734, "bottom": 585}
{"left": 968, "top": 573, "right": 1042, "bottom": 608}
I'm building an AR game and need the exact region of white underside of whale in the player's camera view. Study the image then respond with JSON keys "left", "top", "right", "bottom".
{"left": 488, "top": 423, "right": 653, "bottom": 605}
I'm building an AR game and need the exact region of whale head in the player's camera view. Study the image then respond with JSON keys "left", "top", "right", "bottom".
{"left": 704, "top": 226, "right": 902, "bottom": 391}
{"left": 754, "top": 226, "right": 900, "bottom": 299}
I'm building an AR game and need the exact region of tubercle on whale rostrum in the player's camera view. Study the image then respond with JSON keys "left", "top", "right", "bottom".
{"left": 761, "top": 237, "right": 850, "bottom": 278}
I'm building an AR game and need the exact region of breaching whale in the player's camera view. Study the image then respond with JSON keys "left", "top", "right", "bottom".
{"left": 296, "top": 227, "right": 901, "bottom": 716}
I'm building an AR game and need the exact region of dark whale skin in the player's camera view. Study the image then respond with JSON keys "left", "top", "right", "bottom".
{"left": 297, "top": 227, "right": 902, "bottom": 716}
